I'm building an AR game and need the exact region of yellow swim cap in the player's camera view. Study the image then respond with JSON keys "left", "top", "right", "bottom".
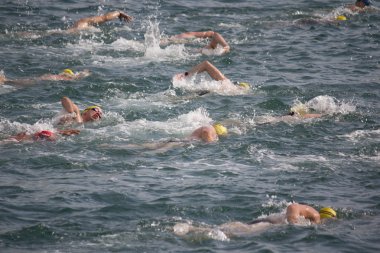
{"left": 83, "top": 105, "right": 102, "bottom": 113}
{"left": 63, "top": 69, "right": 75, "bottom": 76}
{"left": 237, "top": 82, "right": 250, "bottom": 89}
{"left": 213, "top": 123, "right": 228, "bottom": 136}
{"left": 319, "top": 207, "right": 337, "bottom": 219}
{"left": 336, "top": 15, "right": 347, "bottom": 21}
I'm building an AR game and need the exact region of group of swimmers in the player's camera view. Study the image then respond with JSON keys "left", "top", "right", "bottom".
{"left": 0, "top": 0, "right": 374, "bottom": 237}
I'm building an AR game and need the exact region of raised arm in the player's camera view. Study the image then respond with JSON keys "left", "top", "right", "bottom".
{"left": 61, "top": 96, "right": 82, "bottom": 123}
{"left": 208, "top": 32, "right": 230, "bottom": 52}
{"left": 175, "top": 61, "right": 227, "bottom": 81}
{"left": 71, "top": 11, "right": 133, "bottom": 30}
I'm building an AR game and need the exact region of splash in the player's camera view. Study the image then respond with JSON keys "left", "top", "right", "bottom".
{"left": 0, "top": 119, "right": 54, "bottom": 137}
{"left": 201, "top": 45, "right": 227, "bottom": 56}
{"left": 129, "top": 107, "right": 213, "bottom": 136}
{"left": 143, "top": 19, "right": 189, "bottom": 60}
{"left": 97, "top": 107, "right": 214, "bottom": 143}
{"left": 305, "top": 95, "right": 356, "bottom": 115}
{"left": 172, "top": 74, "right": 248, "bottom": 96}
{"left": 289, "top": 95, "right": 355, "bottom": 115}
{"left": 314, "top": 5, "right": 358, "bottom": 22}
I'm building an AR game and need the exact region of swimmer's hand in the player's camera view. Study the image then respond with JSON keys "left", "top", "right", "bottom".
{"left": 75, "top": 69, "right": 91, "bottom": 79}
{"left": 58, "top": 129, "right": 81, "bottom": 136}
{"left": 223, "top": 46, "right": 230, "bottom": 53}
{"left": 118, "top": 12, "right": 133, "bottom": 22}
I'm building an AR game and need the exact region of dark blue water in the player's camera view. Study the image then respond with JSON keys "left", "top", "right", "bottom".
{"left": 0, "top": 0, "right": 379, "bottom": 252}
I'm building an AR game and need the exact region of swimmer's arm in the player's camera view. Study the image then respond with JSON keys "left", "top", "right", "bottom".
{"left": 2, "top": 78, "right": 38, "bottom": 86}
{"left": 171, "top": 31, "right": 215, "bottom": 40}
{"left": 286, "top": 204, "right": 300, "bottom": 224}
{"left": 187, "top": 60, "right": 227, "bottom": 81}
{"left": 3, "top": 132, "right": 33, "bottom": 142}
{"left": 306, "top": 213, "right": 321, "bottom": 224}
{"left": 302, "top": 113, "right": 322, "bottom": 119}
{"left": 72, "top": 11, "right": 133, "bottom": 30}
{"left": 207, "top": 32, "right": 230, "bottom": 53}
{"left": 60, "top": 96, "right": 82, "bottom": 123}
{"left": 57, "top": 129, "right": 81, "bottom": 136}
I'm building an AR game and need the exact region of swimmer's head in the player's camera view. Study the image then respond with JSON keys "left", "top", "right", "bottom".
{"left": 336, "top": 15, "right": 347, "bottom": 21}
{"left": 33, "top": 130, "right": 56, "bottom": 141}
{"left": 234, "top": 81, "right": 251, "bottom": 90}
{"left": 319, "top": 207, "right": 337, "bottom": 219}
{"left": 82, "top": 105, "right": 103, "bottom": 122}
{"left": 356, "top": 0, "right": 371, "bottom": 7}
{"left": 213, "top": 123, "right": 228, "bottom": 136}
{"left": 289, "top": 103, "right": 309, "bottom": 117}
{"left": 62, "top": 69, "right": 75, "bottom": 76}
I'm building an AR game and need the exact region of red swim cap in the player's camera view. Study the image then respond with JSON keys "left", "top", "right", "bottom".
{"left": 33, "top": 130, "right": 55, "bottom": 141}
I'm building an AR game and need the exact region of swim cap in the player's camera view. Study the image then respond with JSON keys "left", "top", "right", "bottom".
{"left": 63, "top": 69, "right": 75, "bottom": 76}
{"left": 319, "top": 207, "right": 337, "bottom": 219}
{"left": 213, "top": 123, "right": 228, "bottom": 136}
{"left": 33, "top": 130, "right": 55, "bottom": 141}
{"left": 83, "top": 105, "right": 102, "bottom": 113}
{"left": 238, "top": 82, "right": 251, "bottom": 89}
{"left": 234, "top": 81, "right": 250, "bottom": 89}
{"left": 336, "top": 15, "right": 347, "bottom": 21}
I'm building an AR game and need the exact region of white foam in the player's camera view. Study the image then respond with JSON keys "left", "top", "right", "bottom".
{"left": 341, "top": 129, "right": 380, "bottom": 142}
{"left": 172, "top": 74, "right": 248, "bottom": 96}
{"left": 201, "top": 45, "right": 226, "bottom": 56}
{"left": 0, "top": 119, "right": 55, "bottom": 137}
{"left": 143, "top": 20, "right": 190, "bottom": 61}
{"left": 111, "top": 37, "right": 145, "bottom": 52}
{"left": 305, "top": 95, "right": 356, "bottom": 115}
{"left": 93, "top": 107, "right": 213, "bottom": 143}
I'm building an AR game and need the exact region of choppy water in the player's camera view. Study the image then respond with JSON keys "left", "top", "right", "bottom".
{"left": 0, "top": 0, "right": 379, "bottom": 252}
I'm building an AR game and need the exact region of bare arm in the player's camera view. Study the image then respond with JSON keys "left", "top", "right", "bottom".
{"left": 72, "top": 11, "right": 133, "bottom": 30}
{"left": 301, "top": 113, "right": 322, "bottom": 119}
{"left": 208, "top": 32, "right": 230, "bottom": 52}
{"left": 286, "top": 204, "right": 321, "bottom": 224}
{"left": 57, "top": 129, "right": 81, "bottom": 136}
{"left": 171, "top": 31, "right": 215, "bottom": 40}
{"left": 169, "top": 31, "right": 230, "bottom": 53}
{"left": 286, "top": 204, "right": 300, "bottom": 224}
{"left": 60, "top": 96, "right": 82, "bottom": 123}
{"left": 0, "top": 73, "right": 38, "bottom": 86}
{"left": 178, "top": 61, "right": 227, "bottom": 81}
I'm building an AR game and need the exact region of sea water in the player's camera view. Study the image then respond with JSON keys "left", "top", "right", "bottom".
{"left": 0, "top": 0, "right": 379, "bottom": 252}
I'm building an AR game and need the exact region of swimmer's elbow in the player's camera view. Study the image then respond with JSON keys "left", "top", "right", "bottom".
{"left": 205, "top": 31, "right": 215, "bottom": 37}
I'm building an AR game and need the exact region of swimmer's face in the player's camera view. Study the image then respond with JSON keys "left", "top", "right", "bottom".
{"left": 82, "top": 107, "right": 103, "bottom": 122}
